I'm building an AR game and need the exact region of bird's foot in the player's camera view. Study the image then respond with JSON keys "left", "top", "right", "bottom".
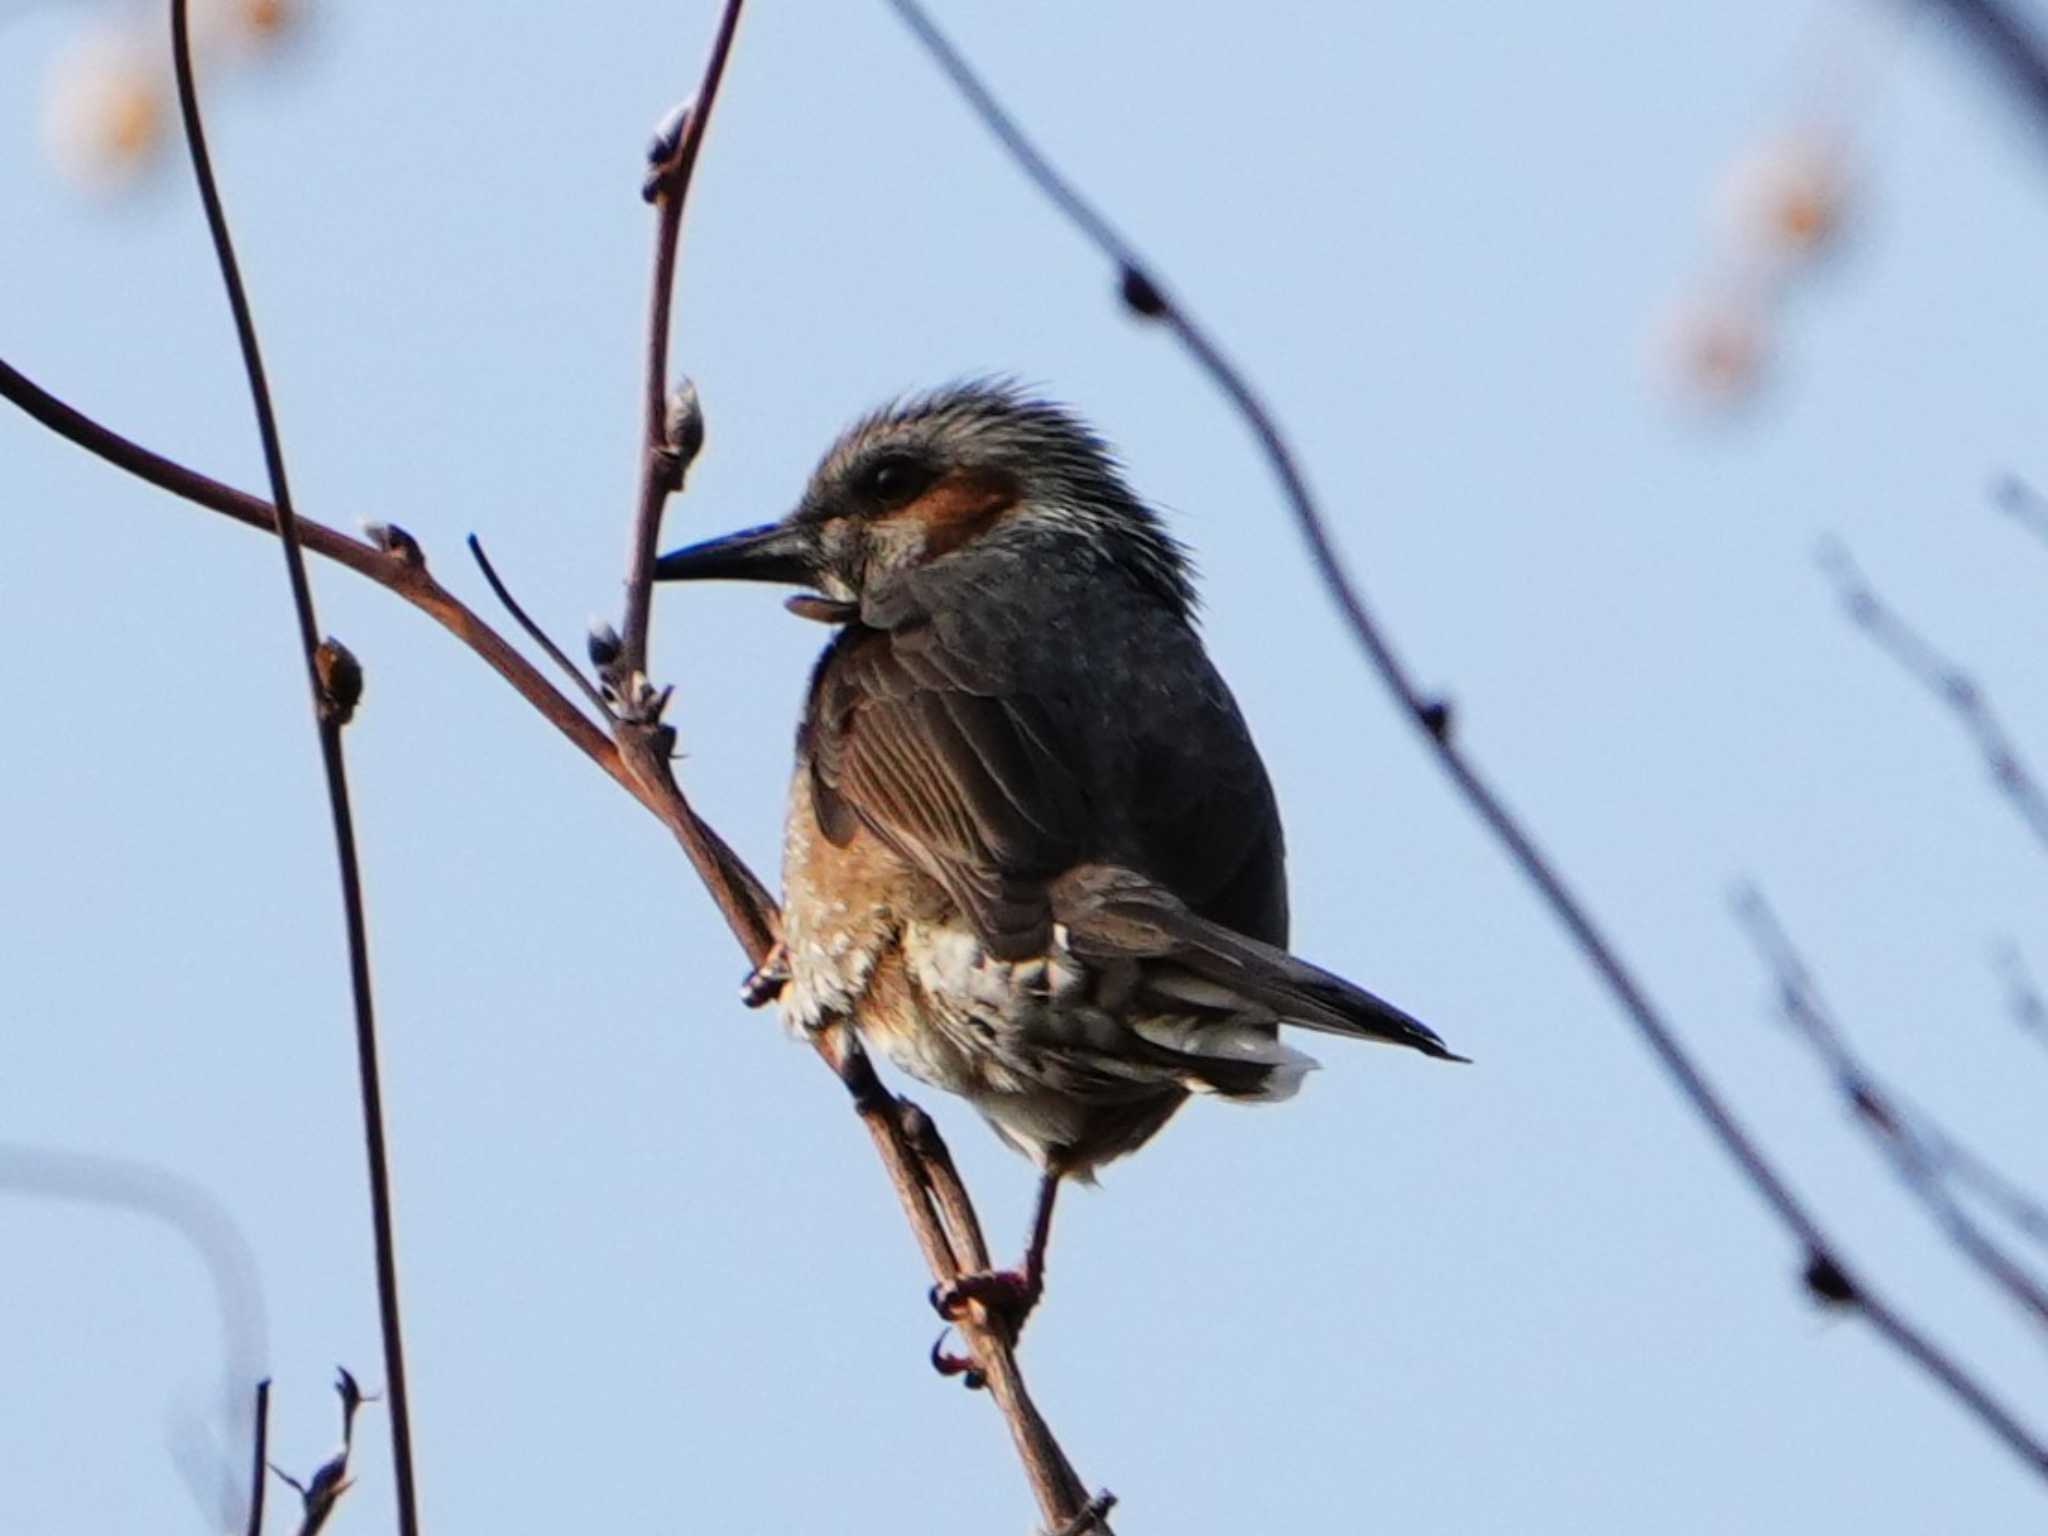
{"left": 928, "top": 1329, "right": 985, "bottom": 1390}
{"left": 929, "top": 1266, "right": 1043, "bottom": 1343}
{"left": 739, "top": 942, "right": 789, "bottom": 1008}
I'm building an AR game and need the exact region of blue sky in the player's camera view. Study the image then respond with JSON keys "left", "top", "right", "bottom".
{"left": 3, "top": 2, "right": 2047, "bottom": 1531}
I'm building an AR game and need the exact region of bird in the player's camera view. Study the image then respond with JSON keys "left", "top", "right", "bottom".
{"left": 655, "top": 382, "right": 1462, "bottom": 1345}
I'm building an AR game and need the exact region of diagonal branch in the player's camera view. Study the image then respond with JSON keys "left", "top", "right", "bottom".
{"left": 1817, "top": 536, "right": 2048, "bottom": 854}
{"left": 464, "top": 535, "right": 615, "bottom": 725}
{"left": 1994, "top": 942, "right": 2048, "bottom": 1057}
{"left": 1925, "top": 1115, "right": 2048, "bottom": 1257}
{"left": 167, "top": 3, "right": 416, "bottom": 1529}
{"left": 1918, "top": 0, "right": 2048, "bottom": 140}
{"left": 884, "top": 0, "right": 2048, "bottom": 1482}
{"left": 1994, "top": 475, "right": 2048, "bottom": 548}
{"left": 1734, "top": 885, "right": 2048, "bottom": 1337}
{"left": 0, "top": 355, "right": 785, "bottom": 928}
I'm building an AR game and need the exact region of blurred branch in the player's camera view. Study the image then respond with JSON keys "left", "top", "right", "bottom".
{"left": 0, "top": 1143, "right": 269, "bottom": 1530}
{"left": 1927, "top": 1113, "right": 2048, "bottom": 1255}
{"left": 1919, "top": 0, "right": 2048, "bottom": 137}
{"left": 1995, "top": 474, "right": 2048, "bottom": 547}
{"left": 167, "top": 2, "right": 417, "bottom": 1529}
{"left": 883, "top": 0, "right": 2048, "bottom": 1481}
{"left": 1995, "top": 941, "right": 2048, "bottom": 1055}
{"left": 1818, "top": 536, "right": 2048, "bottom": 853}
{"left": 1734, "top": 885, "right": 2048, "bottom": 1337}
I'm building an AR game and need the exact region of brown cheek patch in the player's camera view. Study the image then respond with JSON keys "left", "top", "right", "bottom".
{"left": 894, "top": 468, "right": 1018, "bottom": 558}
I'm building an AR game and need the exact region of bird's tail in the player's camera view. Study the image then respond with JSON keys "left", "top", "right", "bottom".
{"left": 1052, "top": 864, "right": 1468, "bottom": 1064}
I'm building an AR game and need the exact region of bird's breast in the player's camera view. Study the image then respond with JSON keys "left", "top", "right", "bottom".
{"left": 776, "top": 755, "right": 931, "bottom": 1031}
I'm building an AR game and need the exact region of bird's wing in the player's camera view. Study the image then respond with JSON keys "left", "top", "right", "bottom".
{"left": 1051, "top": 864, "right": 1465, "bottom": 1061}
{"left": 805, "top": 622, "right": 1090, "bottom": 960}
{"left": 806, "top": 584, "right": 1291, "bottom": 964}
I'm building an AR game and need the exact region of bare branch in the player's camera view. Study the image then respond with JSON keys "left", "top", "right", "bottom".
{"left": 1926, "top": 1117, "right": 2048, "bottom": 1256}
{"left": 1995, "top": 941, "right": 2048, "bottom": 1056}
{"left": 465, "top": 534, "right": 616, "bottom": 724}
{"left": 1919, "top": 0, "right": 2048, "bottom": 139}
{"left": 243, "top": 1380, "right": 270, "bottom": 1536}
{"left": 1734, "top": 885, "right": 2048, "bottom": 1338}
{"left": 885, "top": 0, "right": 2048, "bottom": 1481}
{"left": 167, "top": 3, "right": 416, "bottom": 1528}
{"left": 1818, "top": 536, "right": 2048, "bottom": 853}
{"left": 0, "top": 355, "right": 771, "bottom": 871}
{"left": 1995, "top": 474, "right": 2048, "bottom": 548}
{"left": 2, "top": 346, "right": 787, "bottom": 1012}
{"left": 617, "top": 2, "right": 739, "bottom": 680}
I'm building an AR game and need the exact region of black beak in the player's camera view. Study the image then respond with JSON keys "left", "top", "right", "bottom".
{"left": 653, "top": 520, "right": 814, "bottom": 584}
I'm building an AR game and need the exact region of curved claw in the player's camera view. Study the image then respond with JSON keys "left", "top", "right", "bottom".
{"left": 928, "top": 1328, "right": 985, "bottom": 1390}
{"left": 929, "top": 1280, "right": 971, "bottom": 1321}
{"left": 740, "top": 941, "right": 789, "bottom": 1008}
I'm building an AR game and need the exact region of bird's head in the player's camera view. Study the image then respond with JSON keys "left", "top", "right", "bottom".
{"left": 653, "top": 382, "right": 1195, "bottom": 625}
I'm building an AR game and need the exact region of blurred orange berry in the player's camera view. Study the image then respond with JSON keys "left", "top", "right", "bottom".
{"left": 1717, "top": 132, "right": 1849, "bottom": 266}
{"left": 243, "top": 0, "right": 292, "bottom": 34}
{"left": 41, "top": 27, "right": 166, "bottom": 190}
{"left": 1651, "top": 290, "right": 1772, "bottom": 406}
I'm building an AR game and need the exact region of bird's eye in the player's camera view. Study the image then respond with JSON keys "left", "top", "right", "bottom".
{"left": 861, "top": 456, "right": 931, "bottom": 506}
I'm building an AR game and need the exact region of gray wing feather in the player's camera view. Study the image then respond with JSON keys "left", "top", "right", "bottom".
{"left": 1052, "top": 865, "right": 1466, "bottom": 1062}
{"left": 804, "top": 591, "right": 1289, "bottom": 962}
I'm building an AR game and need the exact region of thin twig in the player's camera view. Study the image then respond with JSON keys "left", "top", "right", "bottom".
{"left": 1993, "top": 475, "right": 2048, "bottom": 547}
{"left": 618, "top": 5, "right": 741, "bottom": 679}
{"left": 1995, "top": 942, "right": 2048, "bottom": 1056}
{"left": 465, "top": 534, "right": 616, "bottom": 723}
{"left": 601, "top": 0, "right": 781, "bottom": 975}
{"left": 885, "top": 0, "right": 2048, "bottom": 1481}
{"left": 1734, "top": 884, "right": 2048, "bottom": 1337}
{"left": 1817, "top": 536, "right": 2048, "bottom": 853}
{"left": 245, "top": 1380, "right": 270, "bottom": 1536}
{"left": 167, "top": 5, "right": 417, "bottom": 1530}
{"left": 1925, "top": 1120, "right": 2048, "bottom": 1255}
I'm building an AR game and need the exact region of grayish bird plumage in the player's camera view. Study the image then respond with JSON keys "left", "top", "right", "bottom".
{"left": 657, "top": 381, "right": 1461, "bottom": 1189}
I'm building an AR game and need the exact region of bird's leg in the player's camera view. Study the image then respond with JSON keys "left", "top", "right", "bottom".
{"left": 932, "top": 1171, "right": 1061, "bottom": 1340}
